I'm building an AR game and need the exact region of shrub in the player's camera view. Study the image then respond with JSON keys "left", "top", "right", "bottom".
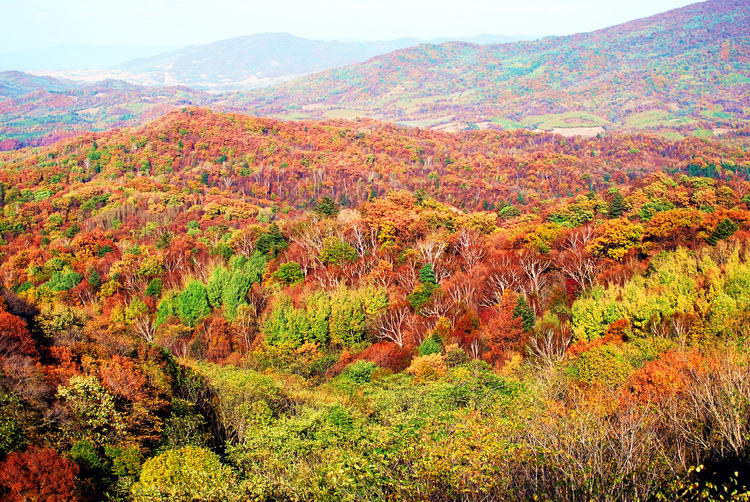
{"left": 407, "top": 282, "right": 438, "bottom": 311}
{"left": 131, "top": 446, "right": 236, "bottom": 502}
{"left": 319, "top": 236, "right": 358, "bottom": 265}
{"left": 418, "top": 334, "right": 443, "bottom": 356}
{"left": 419, "top": 263, "right": 437, "bottom": 285}
{"left": 314, "top": 196, "right": 339, "bottom": 217}
{"left": 498, "top": 205, "right": 521, "bottom": 219}
{"left": 145, "top": 278, "right": 163, "bottom": 297}
{"left": 576, "top": 344, "right": 634, "bottom": 387}
{"left": 256, "top": 224, "right": 287, "bottom": 258}
{"left": 46, "top": 268, "right": 83, "bottom": 291}
{"left": 407, "top": 353, "right": 448, "bottom": 383}
{"left": 274, "top": 261, "right": 304, "bottom": 285}
{"left": 175, "top": 281, "right": 211, "bottom": 327}
{"left": 444, "top": 343, "right": 470, "bottom": 367}
{"left": 340, "top": 360, "right": 378, "bottom": 384}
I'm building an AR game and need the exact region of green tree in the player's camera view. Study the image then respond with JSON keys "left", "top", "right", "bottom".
{"left": 498, "top": 205, "right": 521, "bottom": 219}
{"left": 608, "top": 190, "right": 625, "bottom": 219}
{"left": 707, "top": 218, "right": 738, "bottom": 246}
{"left": 314, "top": 196, "right": 339, "bottom": 217}
{"left": 88, "top": 269, "right": 101, "bottom": 290}
{"left": 513, "top": 295, "right": 535, "bottom": 332}
{"left": 418, "top": 333, "right": 443, "bottom": 356}
{"left": 145, "top": 278, "right": 163, "bottom": 298}
{"left": 256, "top": 224, "right": 287, "bottom": 258}
{"left": 46, "top": 268, "right": 83, "bottom": 292}
{"left": 56, "top": 376, "right": 124, "bottom": 445}
{"left": 274, "top": 262, "right": 304, "bottom": 285}
{"left": 175, "top": 281, "right": 211, "bottom": 327}
{"left": 319, "top": 236, "right": 358, "bottom": 265}
{"left": 206, "top": 267, "right": 230, "bottom": 309}
{"left": 419, "top": 263, "right": 437, "bottom": 285}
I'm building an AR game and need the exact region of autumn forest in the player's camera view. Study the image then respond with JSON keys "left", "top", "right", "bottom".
{"left": 1, "top": 0, "right": 750, "bottom": 501}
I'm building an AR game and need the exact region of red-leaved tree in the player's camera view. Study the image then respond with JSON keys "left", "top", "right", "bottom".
{"left": 0, "top": 446, "right": 79, "bottom": 502}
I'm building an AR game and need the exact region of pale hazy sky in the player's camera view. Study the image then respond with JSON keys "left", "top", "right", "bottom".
{"left": 1, "top": 0, "right": 698, "bottom": 51}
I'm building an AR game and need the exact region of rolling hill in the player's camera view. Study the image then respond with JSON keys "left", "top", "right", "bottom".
{"left": 0, "top": 72, "right": 212, "bottom": 149}
{"left": 0, "top": 71, "right": 77, "bottom": 99}
{"left": 1, "top": 1, "right": 747, "bottom": 151}
{"left": 228, "top": 0, "right": 750, "bottom": 137}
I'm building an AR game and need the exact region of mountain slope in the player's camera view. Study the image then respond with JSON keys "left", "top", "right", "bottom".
{"left": 113, "top": 33, "right": 532, "bottom": 91}
{"left": 228, "top": 0, "right": 750, "bottom": 135}
{"left": 0, "top": 73, "right": 212, "bottom": 149}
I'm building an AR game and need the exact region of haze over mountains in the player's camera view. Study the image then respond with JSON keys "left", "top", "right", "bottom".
{"left": 0, "top": 45, "right": 177, "bottom": 71}
{"left": 23, "top": 33, "right": 534, "bottom": 91}
{"left": 0, "top": 72, "right": 210, "bottom": 149}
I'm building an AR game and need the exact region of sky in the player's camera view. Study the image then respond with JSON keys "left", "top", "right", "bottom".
{"left": 1, "top": 0, "right": 698, "bottom": 52}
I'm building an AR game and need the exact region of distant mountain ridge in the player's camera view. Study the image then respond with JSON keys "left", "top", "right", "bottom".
{"left": 111, "top": 33, "right": 534, "bottom": 90}
{"left": 227, "top": 0, "right": 750, "bottom": 136}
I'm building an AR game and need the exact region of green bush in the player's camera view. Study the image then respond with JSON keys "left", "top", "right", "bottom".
{"left": 46, "top": 268, "right": 83, "bottom": 291}
{"left": 418, "top": 334, "right": 443, "bottom": 356}
{"left": 175, "top": 281, "right": 211, "bottom": 327}
{"left": 319, "top": 236, "right": 358, "bottom": 265}
{"left": 145, "top": 278, "right": 162, "bottom": 298}
{"left": 274, "top": 261, "right": 304, "bottom": 285}
{"left": 131, "top": 446, "right": 237, "bottom": 501}
{"left": 340, "top": 361, "right": 378, "bottom": 384}
{"left": 256, "top": 223, "right": 287, "bottom": 258}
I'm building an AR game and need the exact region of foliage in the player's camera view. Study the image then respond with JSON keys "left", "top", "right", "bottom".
{"left": 274, "top": 261, "right": 304, "bottom": 285}
{"left": 314, "top": 196, "right": 339, "bottom": 217}
{"left": 339, "top": 360, "right": 378, "bottom": 384}
{"left": 406, "top": 353, "right": 448, "bottom": 382}
{"left": 131, "top": 446, "right": 237, "bottom": 502}
{"left": 0, "top": 447, "right": 79, "bottom": 502}
{"left": 418, "top": 333, "right": 443, "bottom": 356}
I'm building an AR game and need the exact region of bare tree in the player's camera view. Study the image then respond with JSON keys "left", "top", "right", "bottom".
{"left": 417, "top": 238, "right": 448, "bottom": 268}
{"left": 448, "top": 282, "right": 477, "bottom": 309}
{"left": 481, "top": 255, "right": 522, "bottom": 306}
{"left": 455, "top": 229, "right": 486, "bottom": 272}
{"left": 375, "top": 307, "right": 409, "bottom": 347}
{"left": 396, "top": 266, "right": 419, "bottom": 293}
{"left": 519, "top": 251, "right": 551, "bottom": 298}
{"left": 557, "top": 249, "right": 599, "bottom": 291}
{"left": 421, "top": 293, "right": 455, "bottom": 320}
{"left": 526, "top": 327, "right": 571, "bottom": 367}
{"left": 349, "top": 223, "right": 378, "bottom": 257}
{"left": 562, "top": 224, "right": 596, "bottom": 252}
{"left": 133, "top": 315, "right": 156, "bottom": 343}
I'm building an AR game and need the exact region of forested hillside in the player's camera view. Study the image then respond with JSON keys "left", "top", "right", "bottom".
{"left": 231, "top": 0, "right": 750, "bottom": 135}
{"left": 0, "top": 72, "right": 212, "bottom": 150}
{"left": 2, "top": 109, "right": 750, "bottom": 500}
